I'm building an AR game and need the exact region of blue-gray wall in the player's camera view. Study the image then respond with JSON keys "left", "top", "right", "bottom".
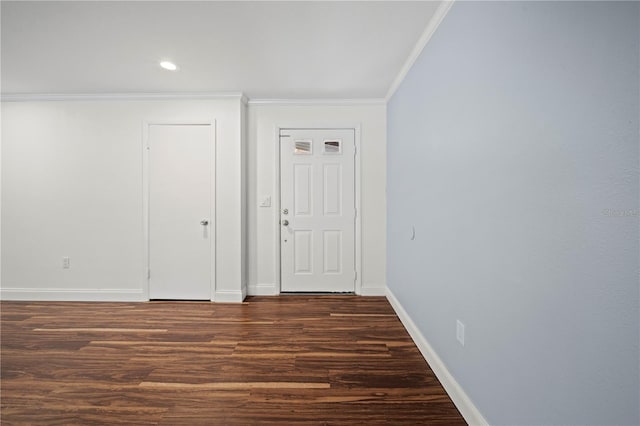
{"left": 387, "top": 2, "right": 639, "bottom": 425}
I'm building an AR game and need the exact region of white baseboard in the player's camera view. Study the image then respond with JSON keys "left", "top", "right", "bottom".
{"left": 359, "top": 285, "right": 387, "bottom": 296}
{"left": 386, "top": 287, "right": 489, "bottom": 426}
{"left": 247, "top": 283, "right": 278, "bottom": 296}
{"left": 0, "top": 287, "right": 145, "bottom": 302}
{"left": 214, "top": 290, "right": 246, "bottom": 303}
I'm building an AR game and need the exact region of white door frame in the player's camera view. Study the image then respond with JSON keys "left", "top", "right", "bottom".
{"left": 273, "top": 124, "right": 362, "bottom": 295}
{"left": 142, "top": 119, "right": 217, "bottom": 301}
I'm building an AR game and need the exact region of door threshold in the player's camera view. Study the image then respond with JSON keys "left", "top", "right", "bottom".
{"left": 149, "top": 299, "right": 211, "bottom": 302}
{"left": 279, "top": 292, "right": 355, "bottom": 296}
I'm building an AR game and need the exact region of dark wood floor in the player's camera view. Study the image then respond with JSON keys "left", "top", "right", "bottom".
{"left": 1, "top": 296, "right": 465, "bottom": 425}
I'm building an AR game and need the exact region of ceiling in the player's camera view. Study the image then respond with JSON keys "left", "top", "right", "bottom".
{"left": 1, "top": 1, "right": 441, "bottom": 99}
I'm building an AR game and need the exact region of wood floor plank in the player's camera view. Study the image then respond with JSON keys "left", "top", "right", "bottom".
{"left": 32, "top": 328, "right": 169, "bottom": 333}
{"left": 139, "top": 381, "right": 331, "bottom": 389}
{"left": 1, "top": 296, "right": 465, "bottom": 425}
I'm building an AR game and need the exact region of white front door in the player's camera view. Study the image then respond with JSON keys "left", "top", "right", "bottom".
{"left": 280, "top": 129, "right": 356, "bottom": 292}
{"left": 148, "top": 124, "right": 213, "bottom": 300}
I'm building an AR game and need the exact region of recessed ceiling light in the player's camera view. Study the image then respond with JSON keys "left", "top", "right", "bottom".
{"left": 160, "top": 61, "right": 178, "bottom": 71}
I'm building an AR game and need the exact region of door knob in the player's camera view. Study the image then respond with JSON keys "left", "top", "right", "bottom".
{"left": 282, "top": 219, "right": 289, "bottom": 226}
{"left": 200, "top": 220, "right": 209, "bottom": 226}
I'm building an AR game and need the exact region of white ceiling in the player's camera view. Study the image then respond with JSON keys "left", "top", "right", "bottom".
{"left": 1, "top": 1, "right": 441, "bottom": 99}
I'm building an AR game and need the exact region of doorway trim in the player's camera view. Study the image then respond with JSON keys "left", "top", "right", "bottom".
{"left": 273, "top": 123, "right": 362, "bottom": 295}
{"left": 142, "top": 119, "right": 217, "bottom": 301}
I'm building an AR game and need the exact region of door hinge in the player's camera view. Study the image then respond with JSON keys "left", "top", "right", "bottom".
{"left": 147, "top": 269, "right": 151, "bottom": 279}
{"left": 354, "top": 271, "right": 357, "bottom": 282}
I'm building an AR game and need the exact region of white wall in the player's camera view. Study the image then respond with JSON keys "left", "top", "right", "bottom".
{"left": 388, "top": 2, "right": 639, "bottom": 425}
{"left": 1, "top": 98, "right": 386, "bottom": 301}
{"left": 247, "top": 103, "right": 387, "bottom": 296}
{"left": 1, "top": 97, "right": 245, "bottom": 301}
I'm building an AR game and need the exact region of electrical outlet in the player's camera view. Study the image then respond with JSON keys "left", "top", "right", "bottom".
{"left": 62, "top": 257, "right": 70, "bottom": 269}
{"left": 456, "top": 320, "right": 465, "bottom": 346}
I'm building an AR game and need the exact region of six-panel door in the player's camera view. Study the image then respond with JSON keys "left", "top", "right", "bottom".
{"left": 280, "top": 129, "right": 356, "bottom": 292}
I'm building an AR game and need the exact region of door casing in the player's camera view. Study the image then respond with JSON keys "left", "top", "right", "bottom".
{"left": 142, "top": 120, "right": 217, "bottom": 301}
{"left": 274, "top": 124, "right": 362, "bottom": 295}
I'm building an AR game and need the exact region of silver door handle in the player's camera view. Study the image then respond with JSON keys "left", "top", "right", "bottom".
{"left": 200, "top": 220, "right": 209, "bottom": 226}
{"left": 282, "top": 219, "right": 289, "bottom": 226}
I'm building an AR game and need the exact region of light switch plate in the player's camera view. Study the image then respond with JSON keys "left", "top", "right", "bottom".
{"left": 456, "top": 320, "right": 465, "bottom": 346}
{"left": 260, "top": 196, "right": 271, "bottom": 207}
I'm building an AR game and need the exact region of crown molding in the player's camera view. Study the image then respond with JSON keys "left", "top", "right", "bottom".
{"left": 247, "top": 98, "right": 386, "bottom": 106}
{"left": 0, "top": 92, "right": 247, "bottom": 102}
{"left": 1, "top": 93, "right": 385, "bottom": 106}
{"left": 385, "top": 0, "right": 455, "bottom": 102}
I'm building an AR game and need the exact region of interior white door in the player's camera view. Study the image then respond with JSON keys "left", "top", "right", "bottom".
{"left": 148, "top": 124, "right": 213, "bottom": 300}
{"left": 280, "top": 129, "right": 356, "bottom": 292}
